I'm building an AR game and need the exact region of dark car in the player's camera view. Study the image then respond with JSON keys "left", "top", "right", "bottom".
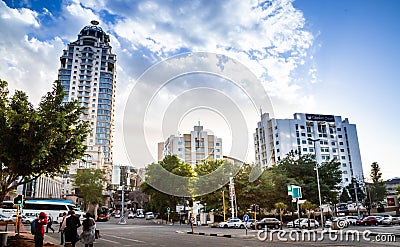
{"left": 356, "top": 216, "right": 378, "bottom": 226}
{"left": 251, "top": 217, "right": 281, "bottom": 230}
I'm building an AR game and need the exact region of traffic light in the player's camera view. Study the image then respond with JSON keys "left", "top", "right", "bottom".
{"left": 14, "top": 194, "right": 23, "bottom": 205}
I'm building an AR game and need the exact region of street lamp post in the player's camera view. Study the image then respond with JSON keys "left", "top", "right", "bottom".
{"left": 307, "top": 138, "right": 324, "bottom": 230}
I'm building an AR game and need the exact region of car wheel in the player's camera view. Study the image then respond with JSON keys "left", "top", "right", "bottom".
{"left": 375, "top": 222, "right": 378, "bottom": 226}
{"left": 302, "top": 225, "right": 306, "bottom": 229}
{"left": 257, "top": 224, "right": 262, "bottom": 230}
{"left": 224, "top": 224, "right": 228, "bottom": 228}
{"left": 240, "top": 225, "right": 245, "bottom": 229}
{"left": 364, "top": 222, "right": 368, "bottom": 226}
{"left": 275, "top": 225, "right": 279, "bottom": 229}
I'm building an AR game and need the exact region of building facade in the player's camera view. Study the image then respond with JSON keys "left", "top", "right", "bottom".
{"left": 160, "top": 124, "right": 223, "bottom": 165}
{"left": 254, "top": 113, "right": 364, "bottom": 186}
{"left": 57, "top": 20, "right": 117, "bottom": 193}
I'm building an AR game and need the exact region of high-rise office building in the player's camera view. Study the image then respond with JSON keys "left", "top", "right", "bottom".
{"left": 57, "top": 21, "right": 117, "bottom": 194}
{"left": 254, "top": 113, "right": 364, "bottom": 186}
{"left": 160, "top": 123, "right": 223, "bottom": 165}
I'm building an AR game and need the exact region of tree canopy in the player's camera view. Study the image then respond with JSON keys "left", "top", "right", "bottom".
{"left": 0, "top": 79, "right": 90, "bottom": 202}
{"left": 73, "top": 168, "right": 107, "bottom": 211}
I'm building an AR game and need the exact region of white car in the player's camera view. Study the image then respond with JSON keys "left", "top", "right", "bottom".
{"left": 145, "top": 212, "right": 155, "bottom": 220}
{"left": 345, "top": 216, "right": 358, "bottom": 226}
{"left": 298, "top": 219, "right": 320, "bottom": 229}
{"left": 218, "top": 218, "right": 245, "bottom": 228}
{"left": 287, "top": 218, "right": 307, "bottom": 228}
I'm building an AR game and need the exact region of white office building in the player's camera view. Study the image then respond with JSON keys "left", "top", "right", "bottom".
{"left": 57, "top": 20, "right": 117, "bottom": 193}
{"left": 254, "top": 113, "right": 364, "bottom": 186}
{"left": 160, "top": 124, "right": 223, "bottom": 165}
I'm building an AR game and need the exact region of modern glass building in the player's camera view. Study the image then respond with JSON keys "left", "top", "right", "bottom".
{"left": 57, "top": 21, "right": 116, "bottom": 194}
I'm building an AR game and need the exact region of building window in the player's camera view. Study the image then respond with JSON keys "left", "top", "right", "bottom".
{"left": 302, "top": 140, "right": 306, "bottom": 144}
{"left": 338, "top": 135, "right": 343, "bottom": 138}
{"left": 339, "top": 142, "right": 344, "bottom": 145}
{"left": 276, "top": 141, "right": 279, "bottom": 145}
{"left": 342, "top": 163, "right": 347, "bottom": 167}
{"left": 337, "top": 128, "right": 341, "bottom": 131}
{"left": 341, "top": 156, "right": 346, "bottom": 160}
{"left": 303, "top": 148, "right": 307, "bottom": 152}
{"left": 340, "top": 149, "right": 345, "bottom": 152}
{"left": 301, "top": 133, "right": 305, "bottom": 137}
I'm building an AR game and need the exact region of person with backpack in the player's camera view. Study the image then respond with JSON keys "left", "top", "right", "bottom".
{"left": 80, "top": 212, "right": 96, "bottom": 247}
{"left": 46, "top": 215, "right": 55, "bottom": 233}
{"left": 33, "top": 212, "right": 48, "bottom": 247}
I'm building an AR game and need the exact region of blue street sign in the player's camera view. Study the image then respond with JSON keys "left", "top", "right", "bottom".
{"left": 243, "top": 214, "right": 249, "bottom": 222}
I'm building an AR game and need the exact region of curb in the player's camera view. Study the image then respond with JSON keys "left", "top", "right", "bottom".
{"left": 186, "top": 231, "right": 232, "bottom": 238}
{"left": 180, "top": 229, "right": 400, "bottom": 239}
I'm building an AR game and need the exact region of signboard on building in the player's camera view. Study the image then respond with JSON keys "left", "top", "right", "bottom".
{"left": 306, "top": 114, "right": 335, "bottom": 122}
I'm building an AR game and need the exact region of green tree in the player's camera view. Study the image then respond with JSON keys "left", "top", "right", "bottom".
{"left": 301, "top": 201, "right": 318, "bottom": 230}
{"left": 274, "top": 202, "right": 287, "bottom": 230}
{"left": 346, "top": 178, "right": 366, "bottom": 203}
{"left": 369, "top": 162, "right": 387, "bottom": 211}
{"left": 274, "top": 151, "right": 342, "bottom": 205}
{"left": 141, "top": 155, "right": 194, "bottom": 216}
{"left": 73, "top": 168, "right": 107, "bottom": 216}
{"left": 0, "top": 80, "right": 89, "bottom": 203}
{"left": 339, "top": 187, "right": 351, "bottom": 203}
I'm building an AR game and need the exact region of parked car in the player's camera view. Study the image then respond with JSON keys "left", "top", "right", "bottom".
{"left": 0, "top": 214, "right": 12, "bottom": 222}
{"left": 114, "top": 210, "right": 121, "bottom": 218}
{"left": 356, "top": 216, "right": 378, "bottom": 226}
{"left": 218, "top": 218, "right": 245, "bottom": 228}
{"left": 128, "top": 211, "right": 135, "bottom": 219}
{"left": 145, "top": 212, "right": 155, "bottom": 220}
{"left": 251, "top": 218, "right": 281, "bottom": 230}
{"left": 9, "top": 214, "right": 36, "bottom": 224}
{"left": 245, "top": 219, "right": 256, "bottom": 228}
{"left": 345, "top": 216, "right": 359, "bottom": 226}
{"left": 325, "top": 219, "right": 333, "bottom": 228}
{"left": 299, "top": 219, "right": 320, "bottom": 229}
{"left": 392, "top": 217, "right": 400, "bottom": 225}
{"left": 287, "top": 218, "right": 307, "bottom": 228}
{"left": 372, "top": 215, "right": 385, "bottom": 224}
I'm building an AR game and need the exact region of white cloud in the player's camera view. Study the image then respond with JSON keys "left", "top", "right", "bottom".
{"left": 0, "top": 0, "right": 317, "bottom": 165}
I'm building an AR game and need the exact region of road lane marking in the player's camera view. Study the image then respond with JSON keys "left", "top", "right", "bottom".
{"left": 102, "top": 233, "right": 145, "bottom": 243}
{"left": 98, "top": 238, "right": 120, "bottom": 244}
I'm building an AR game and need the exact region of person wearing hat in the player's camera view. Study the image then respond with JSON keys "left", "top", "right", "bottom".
{"left": 34, "top": 212, "right": 48, "bottom": 247}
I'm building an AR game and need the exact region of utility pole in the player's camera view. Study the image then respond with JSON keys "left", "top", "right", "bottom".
{"left": 229, "top": 176, "right": 236, "bottom": 218}
{"left": 119, "top": 166, "right": 127, "bottom": 224}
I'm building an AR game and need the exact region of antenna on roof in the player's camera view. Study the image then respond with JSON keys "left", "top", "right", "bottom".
{"left": 91, "top": 20, "right": 99, "bottom": 25}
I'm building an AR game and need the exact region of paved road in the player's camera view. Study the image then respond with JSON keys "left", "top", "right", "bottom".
{"left": 39, "top": 218, "right": 400, "bottom": 246}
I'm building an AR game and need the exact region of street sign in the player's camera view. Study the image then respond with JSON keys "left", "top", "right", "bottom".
{"left": 292, "top": 185, "right": 302, "bottom": 199}
{"left": 287, "top": 184, "right": 292, "bottom": 195}
{"left": 243, "top": 214, "right": 249, "bottom": 222}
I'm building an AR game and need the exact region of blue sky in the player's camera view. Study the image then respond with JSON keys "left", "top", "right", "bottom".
{"left": 0, "top": 0, "right": 399, "bottom": 180}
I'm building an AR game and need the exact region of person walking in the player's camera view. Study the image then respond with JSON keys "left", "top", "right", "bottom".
{"left": 46, "top": 215, "right": 55, "bottom": 233}
{"left": 80, "top": 213, "right": 96, "bottom": 247}
{"left": 34, "top": 212, "right": 48, "bottom": 247}
{"left": 59, "top": 212, "right": 67, "bottom": 245}
{"left": 63, "top": 210, "right": 81, "bottom": 247}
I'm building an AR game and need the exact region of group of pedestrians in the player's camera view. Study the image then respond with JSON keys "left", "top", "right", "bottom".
{"left": 34, "top": 210, "right": 97, "bottom": 247}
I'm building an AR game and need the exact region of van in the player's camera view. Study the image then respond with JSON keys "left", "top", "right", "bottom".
{"left": 136, "top": 209, "right": 144, "bottom": 218}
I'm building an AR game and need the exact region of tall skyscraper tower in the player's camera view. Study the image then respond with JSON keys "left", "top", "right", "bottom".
{"left": 57, "top": 21, "right": 116, "bottom": 195}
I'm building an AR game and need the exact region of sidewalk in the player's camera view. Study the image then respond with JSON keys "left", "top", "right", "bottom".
{"left": 5, "top": 232, "right": 60, "bottom": 246}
